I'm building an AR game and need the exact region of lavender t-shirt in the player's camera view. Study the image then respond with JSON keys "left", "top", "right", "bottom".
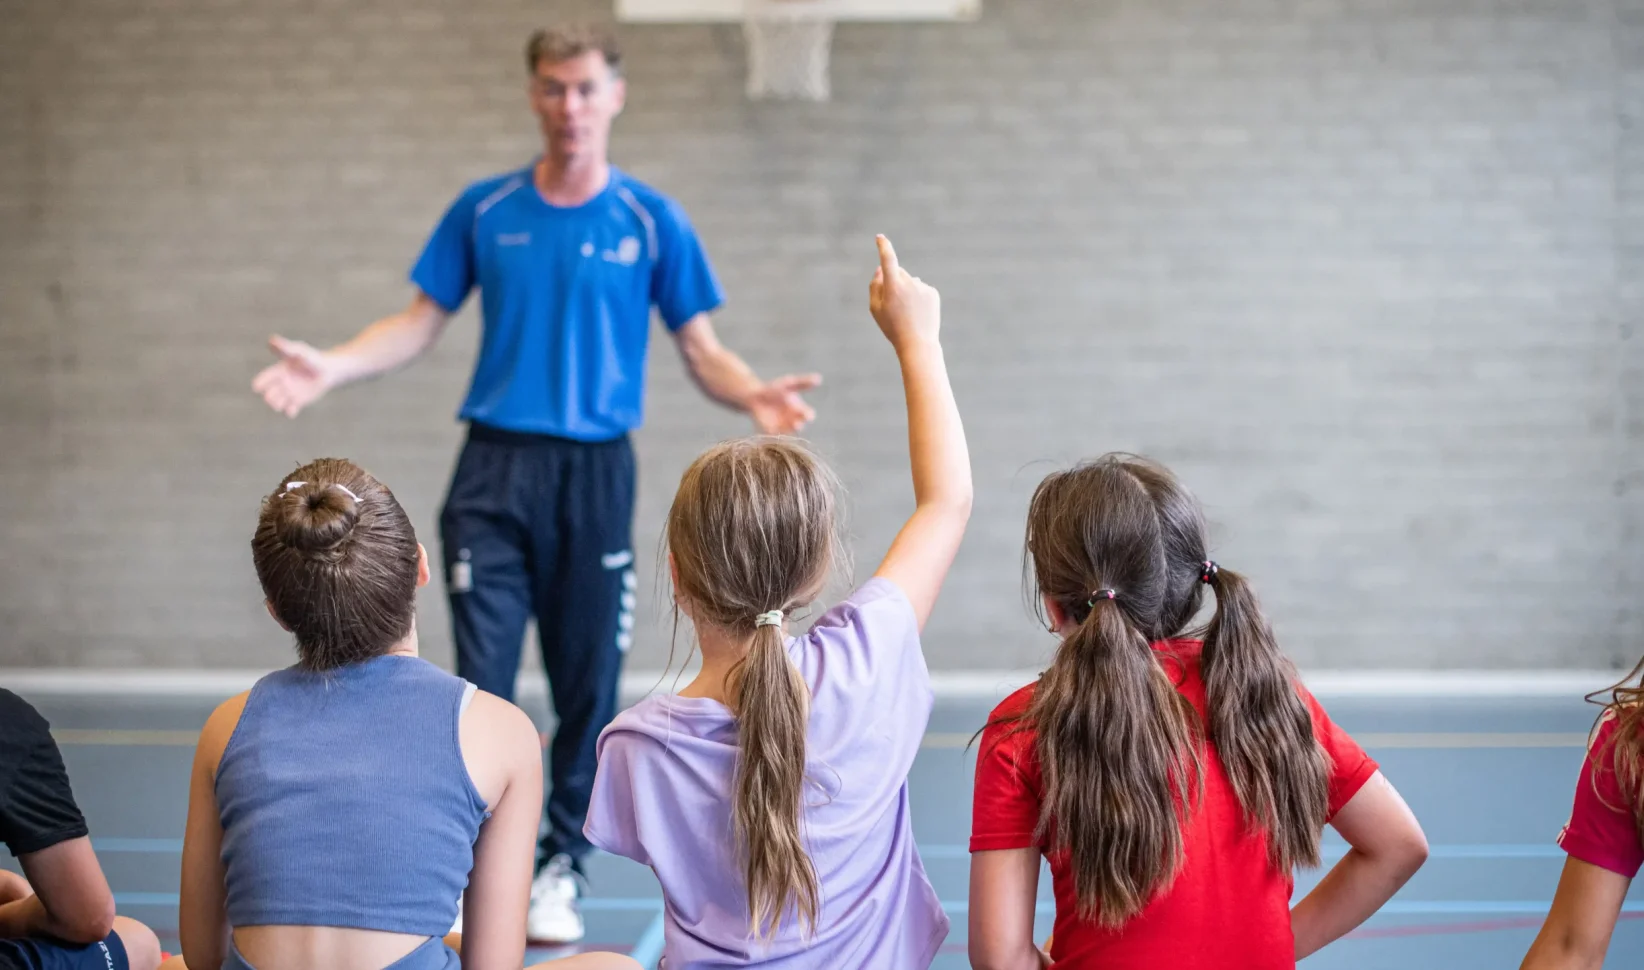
{"left": 585, "top": 578, "right": 948, "bottom": 969}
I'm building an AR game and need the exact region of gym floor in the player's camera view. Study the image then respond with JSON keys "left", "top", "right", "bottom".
{"left": 9, "top": 686, "right": 1642, "bottom": 970}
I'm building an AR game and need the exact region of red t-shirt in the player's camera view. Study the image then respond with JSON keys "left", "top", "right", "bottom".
{"left": 970, "top": 639, "right": 1378, "bottom": 970}
{"left": 1557, "top": 712, "right": 1644, "bottom": 877}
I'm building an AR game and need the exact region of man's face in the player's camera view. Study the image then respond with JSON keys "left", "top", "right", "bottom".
{"left": 530, "top": 51, "right": 626, "bottom": 162}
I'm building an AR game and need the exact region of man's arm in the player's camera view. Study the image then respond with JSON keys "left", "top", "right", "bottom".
{"left": 673, "top": 314, "right": 821, "bottom": 435}
{"left": 252, "top": 292, "right": 451, "bottom": 418}
{"left": 0, "top": 839, "right": 116, "bottom": 944}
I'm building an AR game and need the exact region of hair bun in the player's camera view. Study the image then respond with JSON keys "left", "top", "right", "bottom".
{"left": 273, "top": 482, "right": 360, "bottom": 555}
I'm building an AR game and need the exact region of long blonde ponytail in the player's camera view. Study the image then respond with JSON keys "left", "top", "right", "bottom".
{"left": 665, "top": 437, "right": 843, "bottom": 938}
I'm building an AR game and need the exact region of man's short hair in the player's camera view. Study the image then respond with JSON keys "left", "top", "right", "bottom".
{"left": 527, "top": 24, "right": 623, "bottom": 75}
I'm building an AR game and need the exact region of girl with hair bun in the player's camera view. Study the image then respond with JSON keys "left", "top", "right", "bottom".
{"left": 162, "top": 459, "right": 634, "bottom": 970}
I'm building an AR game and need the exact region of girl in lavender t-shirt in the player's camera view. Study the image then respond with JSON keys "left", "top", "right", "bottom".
{"left": 584, "top": 237, "right": 970, "bottom": 969}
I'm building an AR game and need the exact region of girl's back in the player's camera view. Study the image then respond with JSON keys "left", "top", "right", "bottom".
{"left": 974, "top": 639, "right": 1375, "bottom": 969}
{"left": 967, "top": 455, "right": 1427, "bottom": 970}
{"left": 589, "top": 579, "right": 945, "bottom": 968}
{"left": 217, "top": 655, "right": 485, "bottom": 935}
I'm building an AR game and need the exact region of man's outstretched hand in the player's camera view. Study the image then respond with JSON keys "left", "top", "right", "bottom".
{"left": 252, "top": 336, "right": 341, "bottom": 418}
{"left": 748, "top": 372, "right": 822, "bottom": 435}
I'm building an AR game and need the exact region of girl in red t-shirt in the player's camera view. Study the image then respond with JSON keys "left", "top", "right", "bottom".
{"left": 969, "top": 455, "right": 1430, "bottom": 970}
{"left": 1520, "top": 669, "right": 1644, "bottom": 969}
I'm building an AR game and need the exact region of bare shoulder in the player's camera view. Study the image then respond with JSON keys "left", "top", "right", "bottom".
{"left": 458, "top": 691, "right": 540, "bottom": 809}
{"left": 202, "top": 691, "right": 250, "bottom": 746}
{"left": 462, "top": 691, "right": 540, "bottom": 762}
{"left": 195, "top": 690, "right": 251, "bottom": 773}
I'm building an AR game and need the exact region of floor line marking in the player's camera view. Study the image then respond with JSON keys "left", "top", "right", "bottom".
{"left": 576, "top": 899, "right": 665, "bottom": 913}
{"left": 915, "top": 843, "right": 1566, "bottom": 860}
{"left": 936, "top": 914, "right": 1644, "bottom": 953}
{"left": 109, "top": 892, "right": 667, "bottom": 911}
{"left": 94, "top": 838, "right": 186, "bottom": 853}
{"left": 930, "top": 900, "right": 1644, "bottom": 917}
{"left": 54, "top": 729, "right": 200, "bottom": 746}
{"left": 113, "top": 892, "right": 182, "bottom": 906}
{"left": 1352, "top": 733, "right": 1587, "bottom": 749}
{"left": 90, "top": 839, "right": 1566, "bottom": 863}
{"left": 919, "top": 731, "right": 1589, "bottom": 750}
{"left": 1344, "top": 911, "right": 1644, "bottom": 940}
{"left": 112, "top": 893, "right": 1636, "bottom": 919}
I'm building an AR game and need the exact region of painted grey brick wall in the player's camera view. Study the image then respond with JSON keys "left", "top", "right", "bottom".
{"left": 1, "top": 0, "right": 1638, "bottom": 672}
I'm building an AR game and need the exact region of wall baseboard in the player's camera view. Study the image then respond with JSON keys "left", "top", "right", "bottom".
{"left": 1, "top": 667, "right": 1626, "bottom": 700}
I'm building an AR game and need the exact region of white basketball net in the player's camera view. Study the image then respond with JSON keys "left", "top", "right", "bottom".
{"left": 743, "top": 0, "right": 837, "bottom": 101}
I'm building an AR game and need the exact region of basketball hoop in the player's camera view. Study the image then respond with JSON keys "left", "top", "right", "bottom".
{"left": 743, "top": 0, "right": 837, "bottom": 101}
{"left": 616, "top": 0, "right": 981, "bottom": 102}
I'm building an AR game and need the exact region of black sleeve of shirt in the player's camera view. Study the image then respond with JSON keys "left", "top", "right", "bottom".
{"left": 0, "top": 691, "right": 89, "bottom": 857}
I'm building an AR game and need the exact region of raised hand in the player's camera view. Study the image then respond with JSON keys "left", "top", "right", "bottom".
{"left": 865, "top": 231, "right": 969, "bottom": 629}
{"left": 252, "top": 336, "right": 342, "bottom": 418}
{"left": 868, "top": 235, "right": 941, "bottom": 350}
{"left": 748, "top": 372, "right": 822, "bottom": 436}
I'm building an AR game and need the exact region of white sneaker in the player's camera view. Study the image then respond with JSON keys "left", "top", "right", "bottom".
{"left": 527, "top": 854, "right": 585, "bottom": 944}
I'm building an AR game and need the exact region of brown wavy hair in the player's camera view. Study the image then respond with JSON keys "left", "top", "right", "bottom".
{"left": 665, "top": 438, "right": 845, "bottom": 939}
{"left": 251, "top": 458, "right": 420, "bottom": 671}
{"left": 1000, "top": 454, "right": 1330, "bottom": 927}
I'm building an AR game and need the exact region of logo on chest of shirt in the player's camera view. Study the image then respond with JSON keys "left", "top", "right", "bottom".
{"left": 581, "top": 236, "right": 643, "bottom": 266}
{"left": 496, "top": 232, "right": 531, "bottom": 246}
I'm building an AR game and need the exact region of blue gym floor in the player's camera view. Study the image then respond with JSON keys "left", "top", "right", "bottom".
{"left": 9, "top": 688, "right": 1642, "bottom": 969}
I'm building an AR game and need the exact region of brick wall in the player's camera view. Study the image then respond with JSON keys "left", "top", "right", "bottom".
{"left": 1, "top": 0, "right": 1636, "bottom": 671}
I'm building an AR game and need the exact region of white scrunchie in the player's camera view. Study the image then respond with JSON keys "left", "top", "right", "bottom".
{"left": 754, "top": 610, "right": 785, "bottom": 628}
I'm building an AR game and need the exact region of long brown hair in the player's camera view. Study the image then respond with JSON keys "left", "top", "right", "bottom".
{"left": 665, "top": 438, "right": 844, "bottom": 939}
{"left": 1587, "top": 659, "right": 1644, "bottom": 839}
{"left": 251, "top": 458, "right": 420, "bottom": 671}
{"left": 1006, "top": 454, "right": 1329, "bottom": 926}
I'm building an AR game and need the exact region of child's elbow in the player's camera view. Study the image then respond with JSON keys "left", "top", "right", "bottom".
{"left": 54, "top": 898, "right": 116, "bottom": 944}
{"left": 1393, "top": 826, "right": 1430, "bottom": 880}
{"left": 940, "top": 490, "right": 974, "bottom": 522}
{"left": 1524, "top": 920, "right": 1612, "bottom": 970}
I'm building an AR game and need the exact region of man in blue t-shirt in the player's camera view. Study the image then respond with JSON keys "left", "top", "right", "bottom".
{"left": 251, "top": 24, "right": 820, "bottom": 944}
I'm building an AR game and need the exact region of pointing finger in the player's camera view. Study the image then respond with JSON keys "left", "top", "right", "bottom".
{"left": 876, "top": 234, "right": 900, "bottom": 278}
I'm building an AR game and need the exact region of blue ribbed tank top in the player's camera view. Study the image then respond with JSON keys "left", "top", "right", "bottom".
{"left": 216, "top": 655, "right": 488, "bottom": 935}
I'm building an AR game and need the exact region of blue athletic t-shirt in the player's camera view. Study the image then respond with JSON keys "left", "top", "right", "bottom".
{"left": 410, "top": 164, "right": 725, "bottom": 441}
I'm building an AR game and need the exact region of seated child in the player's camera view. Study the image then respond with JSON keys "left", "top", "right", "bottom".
{"left": 0, "top": 688, "right": 163, "bottom": 970}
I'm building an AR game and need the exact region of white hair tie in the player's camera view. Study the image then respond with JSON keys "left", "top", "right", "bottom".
{"left": 284, "top": 481, "right": 361, "bottom": 503}
{"left": 755, "top": 610, "right": 785, "bottom": 628}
